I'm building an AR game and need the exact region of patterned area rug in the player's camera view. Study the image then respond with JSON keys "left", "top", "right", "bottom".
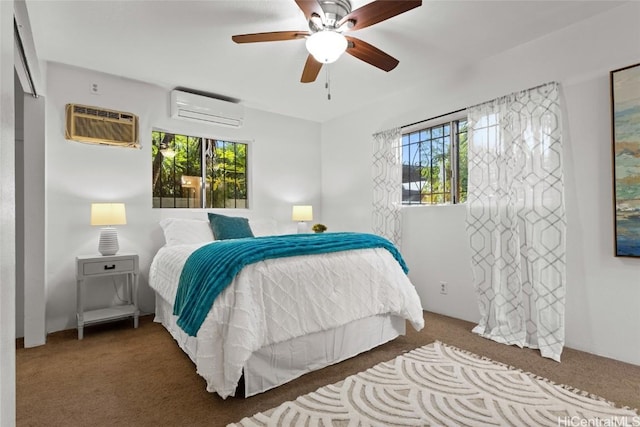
{"left": 229, "top": 341, "right": 638, "bottom": 427}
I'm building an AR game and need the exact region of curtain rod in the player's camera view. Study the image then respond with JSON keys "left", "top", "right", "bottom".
{"left": 400, "top": 107, "right": 466, "bottom": 129}
{"left": 400, "top": 82, "right": 557, "bottom": 130}
{"left": 465, "top": 81, "right": 558, "bottom": 111}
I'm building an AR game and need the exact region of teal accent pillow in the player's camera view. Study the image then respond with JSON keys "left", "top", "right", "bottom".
{"left": 207, "top": 213, "right": 254, "bottom": 240}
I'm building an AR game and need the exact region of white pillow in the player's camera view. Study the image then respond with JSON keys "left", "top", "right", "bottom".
{"left": 159, "top": 218, "right": 214, "bottom": 246}
{"left": 249, "top": 219, "right": 278, "bottom": 237}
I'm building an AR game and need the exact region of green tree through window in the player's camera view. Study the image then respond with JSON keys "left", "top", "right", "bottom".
{"left": 402, "top": 118, "right": 467, "bottom": 205}
{"left": 152, "top": 130, "right": 248, "bottom": 208}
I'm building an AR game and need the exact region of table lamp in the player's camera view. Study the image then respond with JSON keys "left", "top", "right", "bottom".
{"left": 292, "top": 205, "right": 313, "bottom": 233}
{"left": 91, "top": 203, "right": 127, "bottom": 256}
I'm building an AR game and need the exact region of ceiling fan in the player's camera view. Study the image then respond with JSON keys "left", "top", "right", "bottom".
{"left": 232, "top": 0, "right": 422, "bottom": 83}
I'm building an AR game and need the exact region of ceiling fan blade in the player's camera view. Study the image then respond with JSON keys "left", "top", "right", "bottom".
{"left": 337, "top": 0, "right": 422, "bottom": 31}
{"left": 294, "top": 0, "right": 325, "bottom": 25}
{"left": 345, "top": 36, "right": 399, "bottom": 72}
{"left": 301, "top": 54, "right": 323, "bottom": 83}
{"left": 232, "top": 31, "right": 309, "bottom": 44}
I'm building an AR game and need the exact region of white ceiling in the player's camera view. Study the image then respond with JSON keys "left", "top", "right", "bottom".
{"left": 25, "top": 0, "right": 624, "bottom": 123}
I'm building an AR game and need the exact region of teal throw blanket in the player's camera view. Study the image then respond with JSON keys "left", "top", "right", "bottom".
{"left": 174, "top": 232, "right": 408, "bottom": 336}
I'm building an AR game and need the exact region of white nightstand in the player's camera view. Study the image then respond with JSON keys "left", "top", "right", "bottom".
{"left": 76, "top": 252, "right": 139, "bottom": 340}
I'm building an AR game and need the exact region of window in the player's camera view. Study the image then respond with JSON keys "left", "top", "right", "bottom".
{"left": 151, "top": 130, "right": 248, "bottom": 208}
{"left": 401, "top": 117, "right": 467, "bottom": 205}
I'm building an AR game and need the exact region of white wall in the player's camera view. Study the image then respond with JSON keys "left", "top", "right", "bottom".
{"left": 43, "top": 62, "right": 322, "bottom": 333}
{"left": 321, "top": 2, "right": 640, "bottom": 365}
{"left": 0, "top": 0, "right": 16, "bottom": 423}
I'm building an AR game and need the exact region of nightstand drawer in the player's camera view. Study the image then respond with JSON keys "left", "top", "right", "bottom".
{"left": 82, "top": 259, "right": 135, "bottom": 276}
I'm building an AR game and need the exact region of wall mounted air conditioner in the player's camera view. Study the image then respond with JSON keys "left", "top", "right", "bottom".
{"left": 65, "top": 104, "right": 139, "bottom": 148}
{"left": 170, "top": 90, "right": 244, "bottom": 128}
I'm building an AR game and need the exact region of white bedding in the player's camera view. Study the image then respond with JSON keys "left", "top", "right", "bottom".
{"left": 149, "top": 242, "right": 425, "bottom": 399}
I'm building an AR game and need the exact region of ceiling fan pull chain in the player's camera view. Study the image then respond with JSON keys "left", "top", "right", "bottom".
{"left": 326, "top": 65, "right": 331, "bottom": 101}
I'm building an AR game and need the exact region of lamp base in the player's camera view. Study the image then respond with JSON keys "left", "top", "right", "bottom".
{"left": 297, "top": 222, "right": 309, "bottom": 234}
{"left": 98, "top": 227, "right": 119, "bottom": 256}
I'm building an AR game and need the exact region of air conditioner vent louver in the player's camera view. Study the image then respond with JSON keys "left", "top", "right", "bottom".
{"left": 73, "top": 105, "right": 124, "bottom": 120}
{"left": 65, "top": 104, "right": 140, "bottom": 148}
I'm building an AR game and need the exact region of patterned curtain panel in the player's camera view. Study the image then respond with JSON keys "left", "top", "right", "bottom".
{"left": 372, "top": 128, "right": 402, "bottom": 247}
{"left": 465, "top": 82, "right": 566, "bottom": 361}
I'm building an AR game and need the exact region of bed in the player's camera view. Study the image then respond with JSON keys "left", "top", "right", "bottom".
{"left": 148, "top": 216, "right": 424, "bottom": 399}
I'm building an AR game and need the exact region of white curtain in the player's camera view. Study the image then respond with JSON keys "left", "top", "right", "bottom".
{"left": 465, "top": 82, "right": 566, "bottom": 361}
{"left": 372, "top": 128, "right": 402, "bottom": 246}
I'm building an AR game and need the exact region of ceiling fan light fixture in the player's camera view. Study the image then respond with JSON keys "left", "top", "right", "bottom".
{"left": 305, "top": 30, "right": 348, "bottom": 64}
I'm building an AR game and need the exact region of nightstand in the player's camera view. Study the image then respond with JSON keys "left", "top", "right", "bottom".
{"left": 76, "top": 252, "right": 139, "bottom": 340}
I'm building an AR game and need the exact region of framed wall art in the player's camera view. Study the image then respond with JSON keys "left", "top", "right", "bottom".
{"left": 611, "top": 62, "right": 640, "bottom": 257}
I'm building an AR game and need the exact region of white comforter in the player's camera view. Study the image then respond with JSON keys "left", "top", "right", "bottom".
{"left": 149, "top": 242, "right": 424, "bottom": 398}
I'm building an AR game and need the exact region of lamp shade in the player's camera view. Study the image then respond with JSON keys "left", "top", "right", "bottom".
{"left": 160, "top": 147, "right": 176, "bottom": 159}
{"left": 292, "top": 205, "right": 313, "bottom": 222}
{"left": 91, "top": 203, "right": 127, "bottom": 226}
{"left": 305, "top": 31, "right": 348, "bottom": 64}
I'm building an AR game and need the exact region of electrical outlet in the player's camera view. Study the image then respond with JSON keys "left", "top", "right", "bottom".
{"left": 91, "top": 83, "right": 100, "bottom": 95}
{"left": 440, "top": 281, "right": 448, "bottom": 295}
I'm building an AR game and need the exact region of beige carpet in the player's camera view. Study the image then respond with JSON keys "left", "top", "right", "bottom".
{"left": 230, "top": 341, "right": 638, "bottom": 427}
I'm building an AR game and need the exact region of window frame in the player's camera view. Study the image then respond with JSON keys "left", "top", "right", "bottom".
{"left": 401, "top": 110, "right": 468, "bottom": 206}
{"left": 151, "top": 128, "right": 252, "bottom": 209}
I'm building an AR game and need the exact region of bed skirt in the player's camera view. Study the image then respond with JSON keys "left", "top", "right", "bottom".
{"left": 154, "top": 294, "right": 406, "bottom": 397}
